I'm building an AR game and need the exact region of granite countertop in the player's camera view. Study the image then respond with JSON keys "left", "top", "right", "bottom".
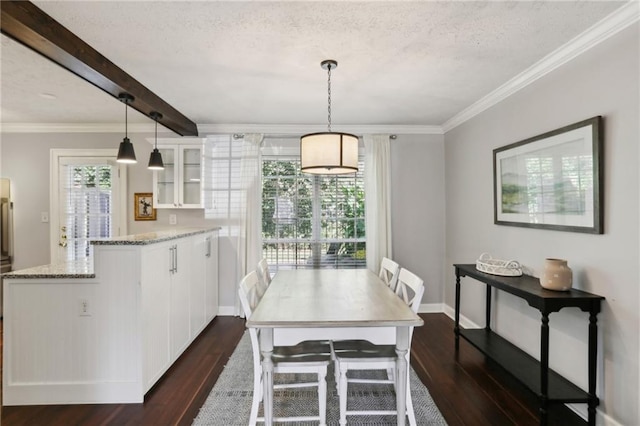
{"left": 2, "top": 259, "right": 95, "bottom": 279}
{"left": 91, "top": 227, "right": 220, "bottom": 246}
{"left": 3, "top": 227, "right": 221, "bottom": 279}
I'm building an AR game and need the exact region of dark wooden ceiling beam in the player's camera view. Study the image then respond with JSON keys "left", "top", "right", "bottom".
{"left": 1, "top": 1, "right": 198, "bottom": 136}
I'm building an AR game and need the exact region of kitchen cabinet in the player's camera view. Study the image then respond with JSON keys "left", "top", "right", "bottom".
{"left": 190, "top": 231, "right": 219, "bottom": 337}
{"left": 168, "top": 237, "right": 192, "bottom": 360}
{"left": 3, "top": 228, "right": 220, "bottom": 405}
{"left": 153, "top": 142, "right": 203, "bottom": 209}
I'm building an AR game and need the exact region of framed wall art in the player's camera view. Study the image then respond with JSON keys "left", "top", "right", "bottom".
{"left": 493, "top": 116, "right": 603, "bottom": 234}
{"left": 134, "top": 192, "right": 157, "bottom": 221}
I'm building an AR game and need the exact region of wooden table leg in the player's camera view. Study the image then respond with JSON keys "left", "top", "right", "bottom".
{"left": 540, "top": 313, "right": 549, "bottom": 426}
{"left": 259, "top": 328, "right": 274, "bottom": 426}
{"left": 396, "top": 326, "right": 410, "bottom": 426}
{"left": 588, "top": 311, "right": 599, "bottom": 425}
{"left": 454, "top": 271, "right": 461, "bottom": 350}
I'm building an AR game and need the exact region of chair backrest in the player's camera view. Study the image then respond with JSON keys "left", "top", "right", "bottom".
{"left": 379, "top": 257, "right": 400, "bottom": 291}
{"left": 256, "top": 258, "right": 272, "bottom": 290}
{"left": 395, "top": 268, "right": 425, "bottom": 314}
{"left": 238, "top": 270, "right": 262, "bottom": 318}
{"left": 238, "top": 270, "right": 263, "bottom": 376}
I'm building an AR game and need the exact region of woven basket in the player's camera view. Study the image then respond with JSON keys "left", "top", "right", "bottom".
{"left": 476, "top": 253, "right": 522, "bottom": 276}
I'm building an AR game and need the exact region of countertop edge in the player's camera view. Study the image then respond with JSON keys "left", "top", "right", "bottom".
{"left": 91, "top": 227, "right": 221, "bottom": 246}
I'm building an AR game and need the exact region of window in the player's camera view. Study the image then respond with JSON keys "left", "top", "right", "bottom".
{"left": 262, "top": 155, "right": 365, "bottom": 270}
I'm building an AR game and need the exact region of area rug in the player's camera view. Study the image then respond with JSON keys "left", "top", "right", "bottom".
{"left": 193, "top": 332, "right": 448, "bottom": 425}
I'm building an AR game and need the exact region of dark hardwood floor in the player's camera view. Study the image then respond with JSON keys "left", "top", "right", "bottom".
{"left": 1, "top": 314, "right": 585, "bottom": 425}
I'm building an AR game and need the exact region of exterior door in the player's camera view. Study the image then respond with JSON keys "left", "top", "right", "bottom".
{"left": 50, "top": 150, "right": 126, "bottom": 264}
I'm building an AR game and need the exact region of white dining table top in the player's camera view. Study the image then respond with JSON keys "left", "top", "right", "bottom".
{"left": 247, "top": 269, "right": 424, "bottom": 329}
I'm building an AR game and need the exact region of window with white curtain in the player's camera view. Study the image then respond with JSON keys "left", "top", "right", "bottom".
{"left": 202, "top": 134, "right": 250, "bottom": 236}
{"left": 203, "top": 135, "right": 366, "bottom": 271}
{"left": 262, "top": 154, "right": 366, "bottom": 271}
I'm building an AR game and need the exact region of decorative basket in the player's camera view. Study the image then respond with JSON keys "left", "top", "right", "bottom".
{"left": 476, "top": 253, "right": 523, "bottom": 276}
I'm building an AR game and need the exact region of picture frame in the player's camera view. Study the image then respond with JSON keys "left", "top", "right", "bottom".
{"left": 493, "top": 116, "right": 603, "bottom": 234}
{"left": 134, "top": 192, "right": 157, "bottom": 221}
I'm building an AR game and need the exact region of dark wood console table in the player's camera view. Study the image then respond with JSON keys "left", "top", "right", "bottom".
{"left": 454, "top": 264, "right": 604, "bottom": 426}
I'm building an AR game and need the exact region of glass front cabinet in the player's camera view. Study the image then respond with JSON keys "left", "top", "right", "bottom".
{"left": 153, "top": 142, "right": 203, "bottom": 209}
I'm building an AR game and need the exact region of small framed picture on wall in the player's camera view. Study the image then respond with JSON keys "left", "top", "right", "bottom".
{"left": 134, "top": 192, "right": 157, "bottom": 221}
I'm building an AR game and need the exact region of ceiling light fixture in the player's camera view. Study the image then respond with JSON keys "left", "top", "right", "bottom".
{"left": 148, "top": 111, "right": 165, "bottom": 170}
{"left": 300, "top": 60, "right": 358, "bottom": 174}
{"left": 116, "top": 93, "right": 137, "bottom": 164}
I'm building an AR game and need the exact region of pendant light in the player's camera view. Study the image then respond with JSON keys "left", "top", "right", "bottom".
{"left": 148, "top": 111, "right": 164, "bottom": 170}
{"left": 300, "top": 60, "right": 358, "bottom": 174}
{"left": 116, "top": 93, "right": 137, "bottom": 163}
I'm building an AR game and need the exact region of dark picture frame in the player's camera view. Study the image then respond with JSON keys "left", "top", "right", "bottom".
{"left": 493, "top": 116, "right": 603, "bottom": 234}
{"left": 134, "top": 192, "right": 157, "bottom": 221}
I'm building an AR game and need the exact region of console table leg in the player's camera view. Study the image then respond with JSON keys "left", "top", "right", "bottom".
{"left": 454, "top": 271, "right": 461, "bottom": 350}
{"left": 485, "top": 286, "right": 492, "bottom": 331}
{"left": 540, "top": 313, "right": 550, "bottom": 426}
{"left": 588, "top": 311, "right": 599, "bottom": 426}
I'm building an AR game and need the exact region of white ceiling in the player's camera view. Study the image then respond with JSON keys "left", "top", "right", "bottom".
{"left": 0, "top": 1, "right": 631, "bottom": 134}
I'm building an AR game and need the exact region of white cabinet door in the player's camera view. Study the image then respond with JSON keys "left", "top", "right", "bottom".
{"left": 189, "top": 234, "right": 207, "bottom": 338}
{"left": 153, "top": 144, "right": 202, "bottom": 209}
{"left": 169, "top": 238, "right": 191, "bottom": 359}
{"left": 141, "top": 241, "right": 172, "bottom": 391}
{"left": 205, "top": 232, "right": 219, "bottom": 322}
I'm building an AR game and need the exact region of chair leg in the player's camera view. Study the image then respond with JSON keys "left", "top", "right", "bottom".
{"left": 249, "top": 375, "right": 261, "bottom": 426}
{"left": 339, "top": 364, "right": 348, "bottom": 426}
{"left": 406, "top": 371, "right": 416, "bottom": 426}
{"left": 318, "top": 367, "right": 328, "bottom": 426}
{"left": 334, "top": 358, "right": 341, "bottom": 394}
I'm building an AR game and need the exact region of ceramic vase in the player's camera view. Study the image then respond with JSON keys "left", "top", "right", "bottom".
{"left": 540, "top": 258, "right": 573, "bottom": 291}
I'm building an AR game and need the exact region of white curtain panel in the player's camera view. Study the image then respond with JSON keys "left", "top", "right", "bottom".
{"left": 364, "top": 134, "right": 392, "bottom": 273}
{"left": 239, "top": 133, "right": 264, "bottom": 279}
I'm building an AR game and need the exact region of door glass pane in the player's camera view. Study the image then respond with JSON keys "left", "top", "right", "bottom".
{"left": 156, "top": 148, "right": 175, "bottom": 205}
{"left": 61, "top": 164, "right": 113, "bottom": 261}
{"left": 182, "top": 148, "right": 201, "bottom": 205}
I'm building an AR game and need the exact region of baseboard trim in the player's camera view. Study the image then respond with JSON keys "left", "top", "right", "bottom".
{"left": 217, "top": 306, "right": 236, "bottom": 316}
{"left": 442, "top": 304, "right": 482, "bottom": 329}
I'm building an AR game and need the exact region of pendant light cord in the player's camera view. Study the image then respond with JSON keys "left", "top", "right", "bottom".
{"left": 154, "top": 114, "right": 158, "bottom": 148}
{"left": 327, "top": 63, "right": 332, "bottom": 132}
{"left": 124, "top": 98, "right": 129, "bottom": 139}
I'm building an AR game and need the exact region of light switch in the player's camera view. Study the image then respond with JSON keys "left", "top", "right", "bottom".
{"left": 169, "top": 214, "right": 177, "bottom": 225}
{"left": 41, "top": 212, "right": 49, "bottom": 223}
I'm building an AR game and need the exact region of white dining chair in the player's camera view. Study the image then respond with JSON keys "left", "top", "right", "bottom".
{"left": 331, "top": 268, "right": 425, "bottom": 426}
{"left": 379, "top": 257, "right": 400, "bottom": 292}
{"left": 256, "top": 257, "right": 272, "bottom": 294}
{"left": 238, "top": 270, "right": 331, "bottom": 425}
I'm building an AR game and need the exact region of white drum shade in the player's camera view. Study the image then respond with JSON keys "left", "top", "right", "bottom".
{"left": 300, "top": 132, "right": 359, "bottom": 174}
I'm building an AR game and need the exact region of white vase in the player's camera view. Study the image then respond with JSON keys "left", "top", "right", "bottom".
{"left": 540, "top": 258, "right": 573, "bottom": 291}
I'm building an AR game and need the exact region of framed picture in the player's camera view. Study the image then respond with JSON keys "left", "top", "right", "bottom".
{"left": 493, "top": 116, "right": 603, "bottom": 234}
{"left": 134, "top": 192, "right": 157, "bottom": 221}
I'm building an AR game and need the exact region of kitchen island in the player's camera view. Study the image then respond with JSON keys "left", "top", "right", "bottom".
{"left": 2, "top": 227, "right": 219, "bottom": 405}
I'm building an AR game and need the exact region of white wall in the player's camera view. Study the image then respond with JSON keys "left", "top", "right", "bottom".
{"left": 390, "top": 135, "right": 446, "bottom": 305}
{"left": 444, "top": 23, "right": 639, "bottom": 425}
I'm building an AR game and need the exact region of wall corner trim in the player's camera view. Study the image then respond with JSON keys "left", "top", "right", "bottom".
{"left": 441, "top": 2, "right": 639, "bottom": 133}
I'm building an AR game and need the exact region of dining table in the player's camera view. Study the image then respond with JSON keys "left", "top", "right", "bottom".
{"left": 246, "top": 268, "right": 424, "bottom": 426}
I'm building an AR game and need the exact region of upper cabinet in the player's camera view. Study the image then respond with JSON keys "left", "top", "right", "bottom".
{"left": 152, "top": 139, "right": 204, "bottom": 209}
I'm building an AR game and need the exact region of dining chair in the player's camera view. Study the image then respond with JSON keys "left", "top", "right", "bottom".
{"left": 238, "top": 270, "right": 331, "bottom": 425}
{"left": 379, "top": 257, "right": 400, "bottom": 292}
{"left": 331, "top": 267, "right": 425, "bottom": 426}
{"left": 256, "top": 257, "right": 272, "bottom": 295}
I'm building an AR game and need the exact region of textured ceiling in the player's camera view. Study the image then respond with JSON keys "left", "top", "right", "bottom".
{"left": 0, "top": 1, "right": 628, "bottom": 130}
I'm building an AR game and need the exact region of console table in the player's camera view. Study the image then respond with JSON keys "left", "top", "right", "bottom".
{"left": 453, "top": 264, "right": 604, "bottom": 426}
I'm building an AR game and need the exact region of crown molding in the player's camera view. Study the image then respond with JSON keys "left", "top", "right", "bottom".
{"left": 442, "top": 1, "right": 639, "bottom": 133}
{"left": 1, "top": 122, "right": 444, "bottom": 135}
{"left": 198, "top": 123, "right": 444, "bottom": 135}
